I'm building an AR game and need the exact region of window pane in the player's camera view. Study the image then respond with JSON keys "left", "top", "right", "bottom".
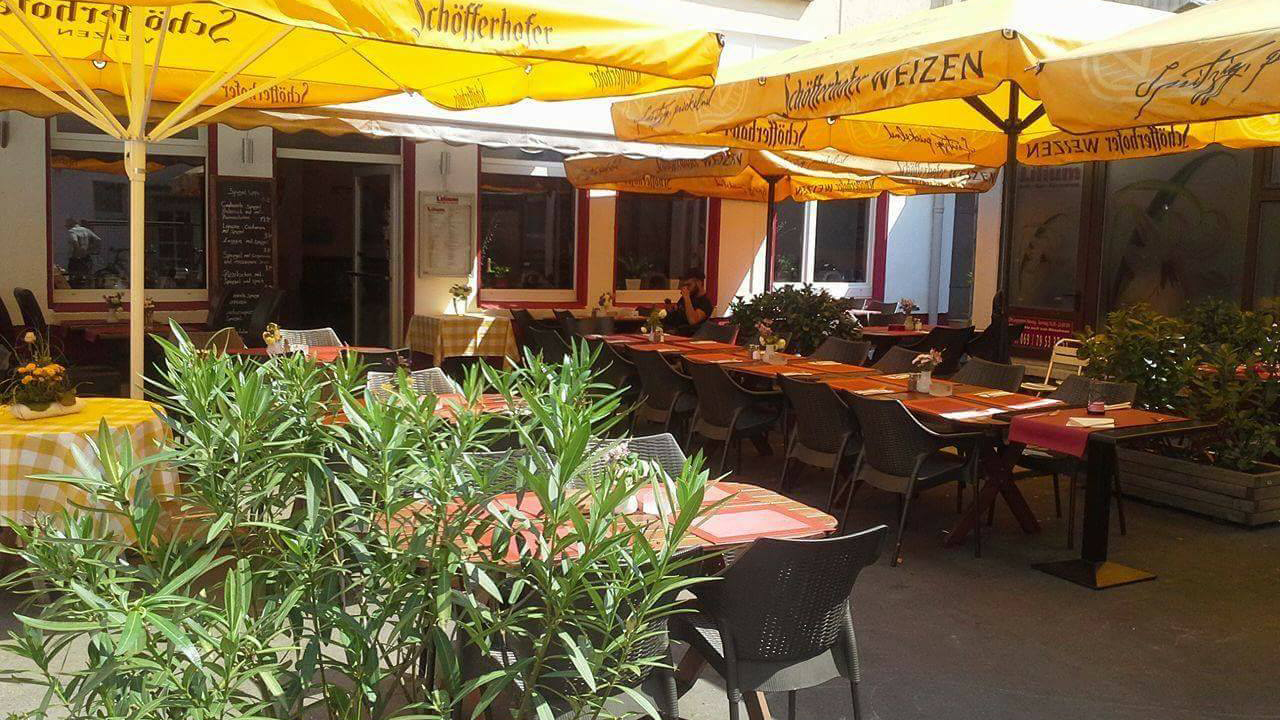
{"left": 1100, "top": 148, "right": 1252, "bottom": 315}
{"left": 812, "top": 199, "right": 869, "bottom": 283}
{"left": 479, "top": 173, "right": 577, "bottom": 289}
{"left": 55, "top": 114, "right": 200, "bottom": 141}
{"left": 1255, "top": 202, "right": 1280, "bottom": 306}
{"left": 773, "top": 199, "right": 804, "bottom": 282}
{"left": 614, "top": 193, "right": 707, "bottom": 290}
{"left": 1010, "top": 164, "right": 1084, "bottom": 311}
{"left": 50, "top": 151, "right": 206, "bottom": 290}
{"left": 274, "top": 129, "right": 401, "bottom": 155}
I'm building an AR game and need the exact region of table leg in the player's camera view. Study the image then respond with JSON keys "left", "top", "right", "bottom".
{"left": 1034, "top": 438, "right": 1156, "bottom": 589}
{"left": 745, "top": 692, "right": 774, "bottom": 720}
{"left": 945, "top": 442, "right": 1039, "bottom": 547}
{"left": 674, "top": 647, "right": 706, "bottom": 696}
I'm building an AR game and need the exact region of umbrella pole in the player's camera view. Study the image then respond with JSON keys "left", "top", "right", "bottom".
{"left": 994, "top": 88, "right": 1021, "bottom": 363}
{"left": 763, "top": 176, "right": 779, "bottom": 289}
{"left": 126, "top": 139, "right": 146, "bottom": 399}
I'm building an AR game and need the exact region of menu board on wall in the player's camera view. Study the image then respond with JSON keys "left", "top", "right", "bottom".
{"left": 418, "top": 192, "right": 474, "bottom": 277}
{"left": 214, "top": 177, "right": 275, "bottom": 328}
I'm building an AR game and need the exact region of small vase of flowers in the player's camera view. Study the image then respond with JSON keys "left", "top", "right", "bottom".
{"left": 898, "top": 297, "right": 919, "bottom": 329}
{"left": 262, "top": 322, "right": 287, "bottom": 356}
{"left": 644, "top": 307, "right": 667, "bottom": 342}
{"left": 143, "top": 296, "right": 156, "bottom": 326}
{"left": 5, "top": 332, "right": 82, "bottom": 420}
{"left": 596, "top": 291, "right": 615, "bottom": 317}
{"left": 449, "top": 283, "right": 472, "bottom": 315}
{"left": 756, "top": 320, "right": 787, "bottom": 364}
{"left": 103, "top": 292, "right": 124, "bottom": 322}
{"left": 909, "top": 349, "right": 942, "bottom": 393}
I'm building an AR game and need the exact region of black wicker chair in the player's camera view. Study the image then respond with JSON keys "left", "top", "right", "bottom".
{"left": 585, "top": 338, "right": 639, "bottom": 408}
{"left": 809, "top": 337, "right": 872, "bottom": 366}
{"left": 0, "top": 295, "right": 18, "bottom": 344}
{"left": 572, "top": 315, "right": 616, "bottom": 336}
{"left": 902, "top": 325, "right": 974, "bottom": 376}
{"left": 525, "top": 324, "right": 572, "bottom": 364}
{"left": 1014, "top": 377, "right": 1138, "bottom": 547}
{"left": 687, "top": 362, "right": 782, "bottom": 473}
{"left": 870, "top": 345, "right": 919, "bottom": 374}
{"left": 632, "top": 349, "right": 697, "bottom": 438}
{"left": 692, "top": 320, "right": 739, "bottom": 343}
{"left": 672, "top": 525, "right": 888, "bottom": 720}
{"left": 13, "top": 288, "right": 50, "bottom": 335}
{"left": 245, "top": 288, "right": 285, "bottom": 347}
{"left": 509, "top": 308, "right": 539, "bottom": 354}
{"left": 950, "top": 357, "right": 1026, "bottom": 392}
{"left": 844, "top": 395, "right": 984, "bottom": 565}
{"left": 965, "top": 322, "right": 1025, "bottom": 362}
{"left": 778, "top": 376, "right": 861, "bottom": 510}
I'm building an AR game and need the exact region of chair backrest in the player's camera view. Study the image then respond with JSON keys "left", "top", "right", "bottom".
{"left": 573, "top": 316, "right": 616, "bottom": 336}
{"left": 524, "top": 324, "right": 570, "bottom": 364}
{"left": 702, "top": 525, "right": 887, "bottom": 662}
{"left": 586, "top": 433, "right": 687, "bottom": 479}
{"left": 871, "top": 345, "right": 919, "bottom": 373}
{"left": 554, "top": 310, "right": 580, "bottom": 336}
{"left": 585, "top": 338, "right": 636, "bottom": 389}
{"left": 0, "top": 296, "right": 16, "bottom": 337}
{"left": 367, "top": 367, "right": 461, "bottom": 398}
{"left": 246, "top": 288, "right": 285, "bottom": 344}
{"left": 358, "top": 347, "right": 413, "bottom": 373}
{"left": 916, "top": 325, "right": 974, "bottom": 375}
{"left": 632, "top": 349, "right": 692, "bottom": 412}
{"left": 810, "top": 337, "right": 872, "bottom": 365}
{"left": 780, "top": 376, "right": 856, "bottom": 454}
{"left": 205, "top": 287, "right": 232, "bottom": 329}
{"left": 964, "top": 321, "right": 1025, "bottom": 363}
{"left": 1048, "top": 375, "right": 1136, "bottom": 406}
{"left": 847, "top": 395, "right": 941, "bottom": 478}
{"left": 1042, "top": 338, "right": 1087, "bottom": 383}
{"left": 692, "top": 320, "right": 739, "bottom": 344}
{"left": 951, "top": 357, "right": 1025, "bottom": 392}
{"left": 179, "top": 327, "right": 247, "bottom": 353}
{"left": 686, "top": 361, "right": 753, "bottom": 427}
{"left": 280, "top": 327, "right": 343, "bottom": 347}
{"left": 13, "top": 288, "right": 47, "bottom": 335}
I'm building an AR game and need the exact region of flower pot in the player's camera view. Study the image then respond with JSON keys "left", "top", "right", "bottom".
{"left": 625, "top": 278, "right": 641, "bottom": 290}
{"left": 909, "top": 371, "right": 932, "bottom": 393}
{"left": 1117, "top": 448, "right": 1280, "bottom": 526}
{"left": 451, "top": 298, "right": 463, "bottom": 315}
{"left": 668, "top": 279, "right": 681, "bottom": 290}
{"left": 9, "top": 397, "right": 85, "bottom": 421}
{"left": 107, "top": 307, "right": 119, "bottom": 323}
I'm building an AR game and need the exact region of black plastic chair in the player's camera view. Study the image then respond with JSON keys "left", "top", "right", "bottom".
{"left": 585, "top": 338, "right": 639, "bottom": 402}
{"left": 573, "top": 316, "right": 616, "bottom": 336}
{"left": 778, "top": 376, "right": 861, "bottom": 510}
{"left": 0, "top": 295, "right": 16, "bottom": 344}
{"left": 810, "top": 337, "right": 872, "bottom": 366}
{"left": 950, "top": 357, "right": 1025, "bottom": 392}
{"left": 13, "top": 288, "right": 48, "bottom": 335}
{"left": 692, "top": 320, "right": 739, "bottom": 344}
{"left": 244, "top": 288, "right": 285, "bottom": 347}
{"left": 525, "top": 323, "right": 571, "bottom": 364}
{"left": 902, "top": 325, "right": 974, "bottom": 376}
{"left": 671, "top": 525, "right": 888, "bottom": 720}
{"left": 844, "top": 395, "right": 984, "bottom": 565}
{"left": 632, "top": 349, "right": 697, "bottom": 438}
{"left": 965, "top": 322, "right": 1025, "bottom": 362}
{"left": 687, "top": 362, "right": 781, "bottom": 473}
{"left": 552, "top": 309, "right": 577, "bottom": 335}
{"left": 1015, "top": 377, "right": 1138, "bottom": 547}
{"left": 870, "top": 345, "right": 919, "bottom": 374}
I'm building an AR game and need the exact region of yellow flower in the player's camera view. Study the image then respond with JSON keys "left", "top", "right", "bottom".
{"left": 21, "top": 376, "right": 32, "bottom": 385}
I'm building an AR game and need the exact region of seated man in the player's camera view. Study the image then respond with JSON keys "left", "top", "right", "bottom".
{"left": 664, "top": 269, "right": 713, "bottom": 336}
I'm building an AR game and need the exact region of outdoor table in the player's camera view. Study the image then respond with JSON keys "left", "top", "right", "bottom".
{"left": 61, "top": 319, "right": 201, "bottom": 342}
{"left": 431, "top": 393, "right": 512, "bottom": 422}
{"left": 405, "top": 313, "right": 519, "bottom": 366}
{"left": 0, "top": 398, "right": 175, "bottom": 537}
{"left": 229, "top": 345, "right": 391, "bottom": 362}
{"left": 1002, "top": 409, "right": 1213, "bottom": 590}
{"left": 625, "top": 342, "right": 691, "bottom": 355}
{"left": 669, "top": 339, "right": 741, "bottom": 353}
{"left": 859, "top": 324, "right": 932, "bottom": 359}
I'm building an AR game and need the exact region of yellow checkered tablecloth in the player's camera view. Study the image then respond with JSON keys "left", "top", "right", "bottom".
{"left": 405, "top": 313, "right": 519, "bottom": 365}
{"left": 0, "top": 398, "right": 175, "bottom": 533}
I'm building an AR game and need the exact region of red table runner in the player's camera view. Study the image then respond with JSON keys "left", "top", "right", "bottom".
{"left": 1008, "top": 407, "right": 1187, "bottom": 458}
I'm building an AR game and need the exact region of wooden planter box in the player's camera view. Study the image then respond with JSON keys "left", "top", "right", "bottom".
{"left": 1118, "top": 449, "right": 1280, "bottom": 526}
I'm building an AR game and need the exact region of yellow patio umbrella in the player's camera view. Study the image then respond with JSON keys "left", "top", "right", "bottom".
{"left": 0, "top": 0, "right": 723, "bottom": 397}
{"left": 566, "top": 148, "right": 997, "bottom": 276}
{"left": 610, "top": 0, "right": 1168, "bottom": 358}
{"left": 1037, "top": 0, "right": 1280, "bottom": 134}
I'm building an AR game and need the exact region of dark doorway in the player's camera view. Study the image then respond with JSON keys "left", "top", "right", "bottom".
{"left": 276, "top": 159, "right": 395, "bottom": 347}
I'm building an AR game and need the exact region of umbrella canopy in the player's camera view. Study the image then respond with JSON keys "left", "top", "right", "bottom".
{"left": 0, "top": 0, "right": 723, "bottom": 396}
{"left": 564, "top": 148, "right": 997, "bottom": 201}
{"left": 1038, "top": 0, "right": 1280, "bottom": 134}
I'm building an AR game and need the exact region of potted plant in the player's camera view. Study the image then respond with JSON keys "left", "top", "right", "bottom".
{"left": 909, "top": 349, "right": 942, "bottom": 393}
{"left": 643, "top": 306, "right": 667, "bottom": 341}
{"left": 729, "top": 284, "right": 862, "bottom": 355}
{"left": 103, "top": 291, "right": 124, "bottom": 322}
{"left": 449, "top": 282, "right": 472, "bottom": 314}
{"left": 619, "top": 253, "right": 650, "bottom": 290}
{"left": 755, "top": 319, "right": 787, "bottom": 364}
{"left": 4, "top": 331, "right": 82, "bottom": 420}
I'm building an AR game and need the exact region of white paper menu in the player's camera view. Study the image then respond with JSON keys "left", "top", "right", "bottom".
{"left": 419, "top": 193, "right": 474, "bottom": 277}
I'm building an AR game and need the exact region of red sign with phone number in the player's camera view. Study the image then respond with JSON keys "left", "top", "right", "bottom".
{"left": 1011, "top": 316, "right": 1076, "bottom": 352}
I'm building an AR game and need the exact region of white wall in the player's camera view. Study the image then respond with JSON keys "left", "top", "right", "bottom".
{"left": 973, "top": 172, "right": 1004, "bottom": 329}
{"left": 412, "top": 141, "right": 479, "bottom": 315}
{"left": 883, "top": 195, "right": 953, "bottom": 315}
{"left": 0, "top": 112, "right": 49, "bottom": 322}
{"left": 716, "top": 199, "right": 769, "bottom": 310}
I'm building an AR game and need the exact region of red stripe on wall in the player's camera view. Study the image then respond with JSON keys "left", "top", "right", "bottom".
{"left": 401, "top": 139, "right": 416, "bottom": 326}
{"left": 871, "top": 193, "right": 889, "bottom": 302}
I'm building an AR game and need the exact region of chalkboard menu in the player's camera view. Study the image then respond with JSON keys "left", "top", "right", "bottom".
{"left": 213, "top": 177, "right": 275, "bottom": 329}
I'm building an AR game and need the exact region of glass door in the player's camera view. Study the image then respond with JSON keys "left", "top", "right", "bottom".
{"left": 351, "top": 166, "right": 394, "bottom": 347}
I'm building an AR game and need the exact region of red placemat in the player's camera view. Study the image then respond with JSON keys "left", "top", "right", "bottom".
{"left": 1009, "top": 408, "right": 1187, "bottom": 458}
{"left": 685, "top": 353, "right": 748, "bottom": 365}
{"left": 823, "top": 376, "right": 901, "bottom": 395}
{"left": 958, "top": 390, "right": 1063, "bottom": 412}
{"left": 691, "top": 505, "right": 818, "bottom": 546}
{"left": 900, "top": 396, "right": 1004, "bottom": 421}
{"left": 789, "top": 360, "right": 873, "bottom": 375}
{"left": 672, "top": 340, "right": 740, "bottom": 352}
{"left": 628, "top": 343, "right": 685, "bottom": 353}
{"left": 599, "top": 334, "right": 645, "bottom": 344}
